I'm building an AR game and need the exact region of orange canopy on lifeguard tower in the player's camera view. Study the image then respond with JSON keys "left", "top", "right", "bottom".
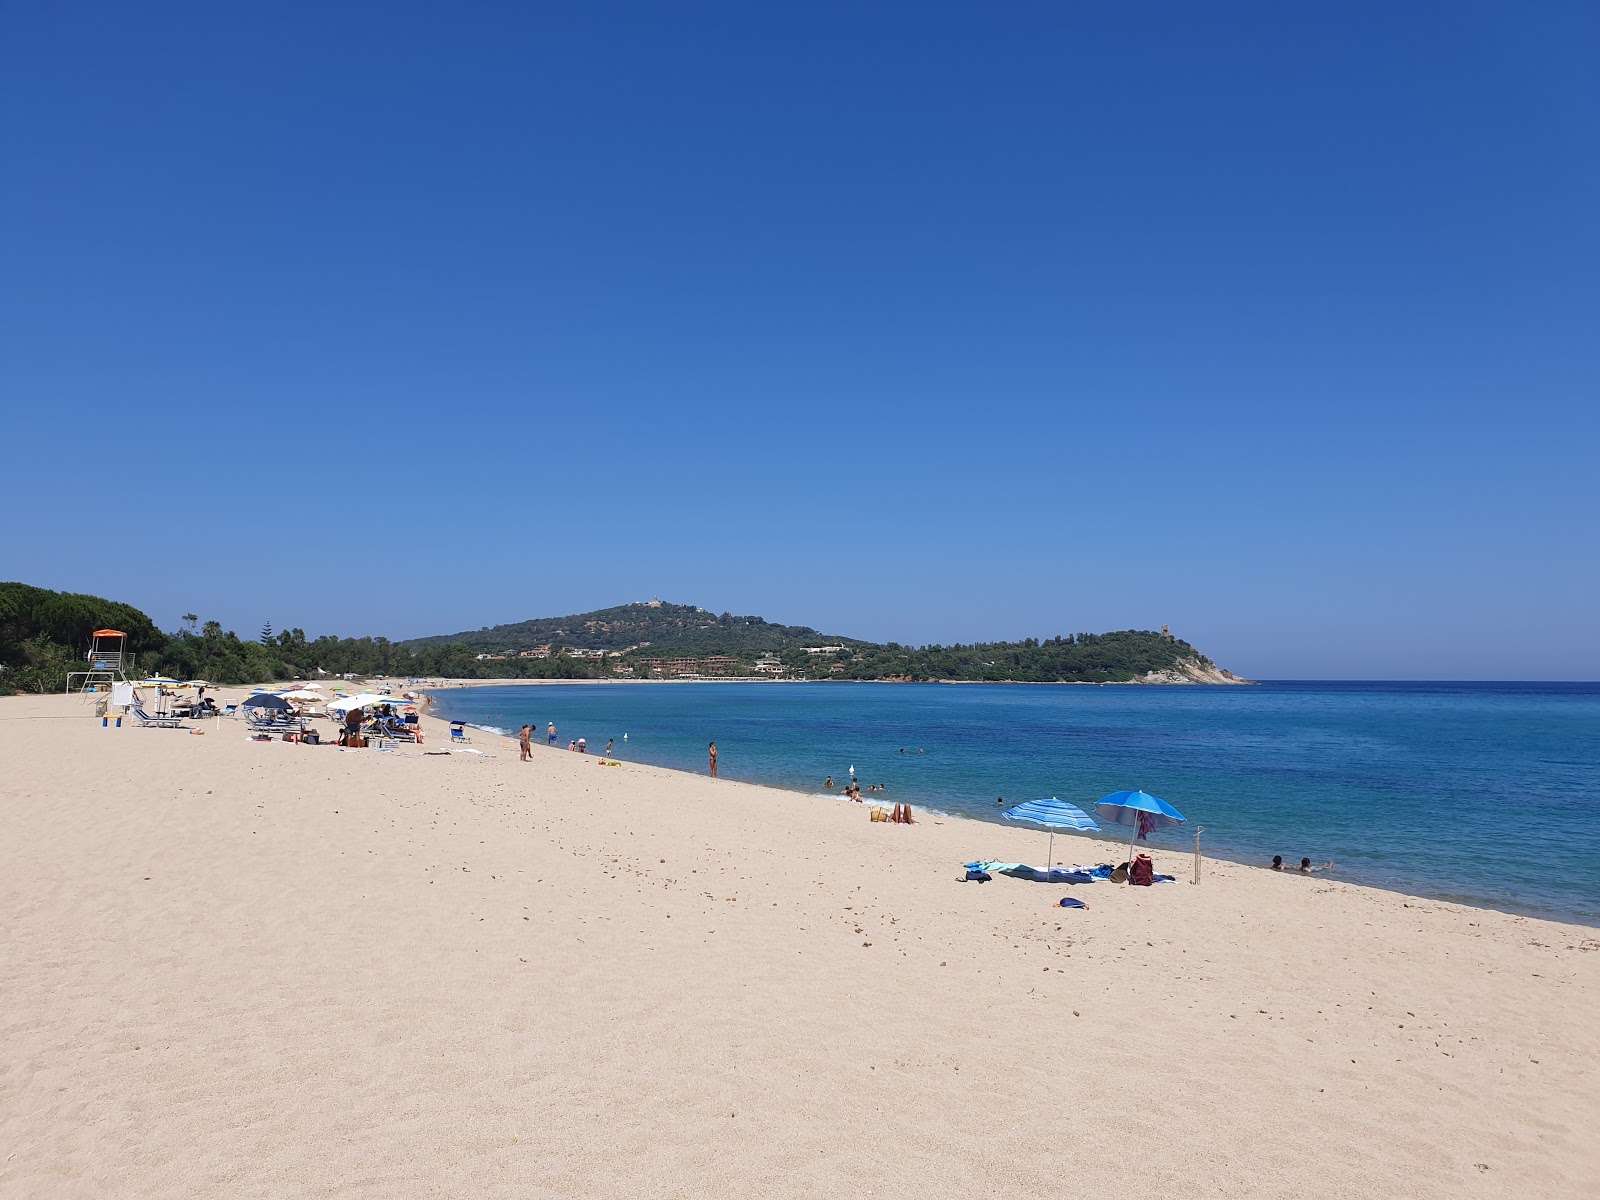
{"left": 91, "top": 629, "right": 127, "bottom": 638}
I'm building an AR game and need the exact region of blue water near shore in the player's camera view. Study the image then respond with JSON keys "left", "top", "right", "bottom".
{"left": 429, "top": 680, "right": 1600, "bottom": 926}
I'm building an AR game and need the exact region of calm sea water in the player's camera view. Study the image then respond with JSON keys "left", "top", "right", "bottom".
{"left": 429, "top": 681, "right": 1600, "bottom": 926}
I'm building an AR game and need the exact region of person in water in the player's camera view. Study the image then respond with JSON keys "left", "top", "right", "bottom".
{"left": 1274, "top": 855, "right": 1334, "bottom": 873}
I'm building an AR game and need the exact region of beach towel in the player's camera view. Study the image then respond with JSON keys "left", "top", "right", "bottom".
{"left": 965, "top": 862, "right": 1095, "bottom": 884}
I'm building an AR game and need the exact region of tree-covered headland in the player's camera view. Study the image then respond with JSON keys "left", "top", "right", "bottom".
{"left": 1, "top": 586, "right": 1242, "bottom": 691}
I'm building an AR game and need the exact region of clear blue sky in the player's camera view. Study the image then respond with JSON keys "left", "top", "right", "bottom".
{"left": 3, "top": 2, "right": 1596, "bottom": 679}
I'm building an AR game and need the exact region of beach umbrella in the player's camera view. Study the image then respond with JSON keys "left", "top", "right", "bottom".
{"left": 242, "top": 692, "right": 292, "bottom": 711}
{"left": 327, "top": 692, "right": 395, "bottom": 712}
{"left": 1002, "top": 797, "right": 1099, "bottom": 872}
{"left": 1094, "top": 790, "right": 1185, "bottom": 872}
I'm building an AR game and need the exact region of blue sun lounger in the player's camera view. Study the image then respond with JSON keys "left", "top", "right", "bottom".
{"left": 131, "top": 705, "right": 186, "bottom": 729}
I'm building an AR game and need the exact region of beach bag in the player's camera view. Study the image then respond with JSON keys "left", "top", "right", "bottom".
{"left": 1130, "top": 855, "right": 1154, "bottom": 886}
{"left": 964, "top": 869, "right": 992, "bottom": 883}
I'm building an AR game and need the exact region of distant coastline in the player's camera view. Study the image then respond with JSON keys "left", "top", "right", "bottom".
{"left": 418, "top": 671, "right": 1257, "bottom": 690}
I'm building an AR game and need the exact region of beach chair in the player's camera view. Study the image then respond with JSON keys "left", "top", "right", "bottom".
{"left": 131, "top": 705, "right": 186, "bottom": 729}
{"left": 450, "top": 723, "right": 469, "bottom": 745}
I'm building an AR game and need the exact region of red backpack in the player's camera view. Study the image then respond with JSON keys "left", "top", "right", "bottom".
{"left": 1130, "top": 854, "right": 1154, "bottom": 886}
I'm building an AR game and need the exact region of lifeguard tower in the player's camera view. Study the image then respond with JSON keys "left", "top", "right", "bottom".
{"left": 67, "top": 629, "right": 131, "bottom": 694}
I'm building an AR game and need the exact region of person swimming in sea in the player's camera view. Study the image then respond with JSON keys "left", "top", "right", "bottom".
{"left": 1274, "top": 855, "right": 1334, "bottom": 873}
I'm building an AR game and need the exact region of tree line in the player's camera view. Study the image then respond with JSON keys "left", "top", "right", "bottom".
{"left": 2, "top": 582, "right": 1215, "bottom": 691}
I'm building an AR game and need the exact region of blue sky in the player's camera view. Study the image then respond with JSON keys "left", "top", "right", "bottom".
{"left": 2, "top": 2, "right": 1596, "bottom": 679}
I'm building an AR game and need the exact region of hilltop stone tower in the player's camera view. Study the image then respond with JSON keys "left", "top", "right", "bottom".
{"left": 1161, "top": 624, "right": 1172, "bottom": 640}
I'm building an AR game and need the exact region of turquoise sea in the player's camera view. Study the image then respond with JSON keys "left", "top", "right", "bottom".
{"left": 428, "top": 681, "right": 1600, "bottom": 926}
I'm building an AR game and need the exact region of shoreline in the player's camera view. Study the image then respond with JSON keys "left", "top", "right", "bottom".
{"left": 422, "top": 685, "right": 1598, "bottom": 930}
{"left": 410, "top": 673, "right": 1258, "bottom": 687}
{"left": 5, "top": 687, "right": 1597, "bottom": 1196}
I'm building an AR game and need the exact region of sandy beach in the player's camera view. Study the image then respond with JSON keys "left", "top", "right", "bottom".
{"left": 4, "top": 689, "right": 1597, "bottom": 1198}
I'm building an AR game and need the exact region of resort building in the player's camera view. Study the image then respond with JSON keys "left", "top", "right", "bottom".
{"left": 642, "top": 655, "right": 742, "bottom": 677}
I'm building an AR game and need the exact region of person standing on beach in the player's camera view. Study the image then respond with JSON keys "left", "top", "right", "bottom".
{"left": 605, "top": 738, "right": 614, "bottom": 758}
{"left": 548, "top": 722, "right": 557, "bottom": 745}
{"left": 518, "top": 725, "right": 532, "bottom": 762}
{"left": 708, "top": 741, "right": 718, "bottom": 778}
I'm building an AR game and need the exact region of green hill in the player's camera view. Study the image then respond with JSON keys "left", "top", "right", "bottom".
{"left": 402, "top": 601, "right": 1242, "bottom": 684}
{"left": 400, "top": 602, "right": 869, "bottom": 659}
{"left": 3, "top": 587, "right": 1244, "bottom": 689}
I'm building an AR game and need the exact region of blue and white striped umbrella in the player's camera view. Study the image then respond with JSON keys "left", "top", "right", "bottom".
{"left": 1003, "top": 797, "right": 1099, "bottom": 872}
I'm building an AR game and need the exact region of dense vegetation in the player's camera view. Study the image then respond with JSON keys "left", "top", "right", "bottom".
{"left": 773, "top": 630, "right": 1218, "bottom": 683}
{"left": 2, "top": 587, "right": 1229, "bottom": 691}
{"left": 403, "top": 603, "right": 870, "bottom": 659}
{"left": 0, "top": 583, "right": 166, "bottom": 693}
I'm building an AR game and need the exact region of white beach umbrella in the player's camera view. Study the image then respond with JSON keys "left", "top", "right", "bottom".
{"left": 327, "top": 692, "right": 396, "bottom": 712}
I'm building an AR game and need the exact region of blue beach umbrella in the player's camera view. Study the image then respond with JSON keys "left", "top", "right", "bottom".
{"left": 1003, "top": 797, "right": 1099, "bottom": 871}
{"left": 1094, "top": 790, "right": 1185, "bottom": 869}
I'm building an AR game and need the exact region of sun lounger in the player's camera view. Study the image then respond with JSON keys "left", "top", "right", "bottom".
{"left": 131, "top": 705, "right": 186, "bottom": 729}
{"left": 450, "top": 723, "right": 469, "bottom": 744}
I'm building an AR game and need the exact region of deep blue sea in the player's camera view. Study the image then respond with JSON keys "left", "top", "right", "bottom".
{"left": 428, "top": 681, "right": 1600, "bottom": 926}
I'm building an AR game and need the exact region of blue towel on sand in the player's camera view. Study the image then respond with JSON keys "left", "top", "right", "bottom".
{"left": 964, "top": 861, "right": 1095, "bottom": 884}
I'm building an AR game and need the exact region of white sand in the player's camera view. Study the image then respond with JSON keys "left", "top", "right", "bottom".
{"left": 3, "top": 689, "right": 1597, "bottom": 1197}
